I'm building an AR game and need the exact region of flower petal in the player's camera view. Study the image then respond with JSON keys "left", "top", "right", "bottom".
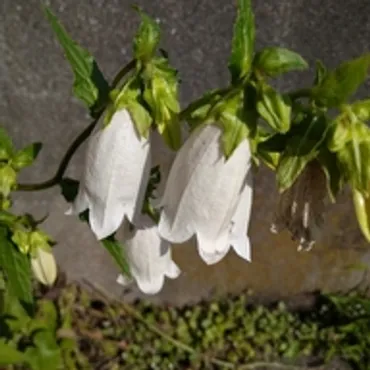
{"left": 118, "top": 216, "right": 180, "bottom": 295}
{"left": 68, "top": 109, "right": 151, "bottom": 240}
{"left": 229, "top": 171, "right": 253, "bottom": 261}
{"left": 196, "top": 229, "right": 230, "bottom": 265}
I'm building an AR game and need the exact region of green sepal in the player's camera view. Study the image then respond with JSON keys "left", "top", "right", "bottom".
{"left": 254, "top": 46, "right": 308, "bottom": 77}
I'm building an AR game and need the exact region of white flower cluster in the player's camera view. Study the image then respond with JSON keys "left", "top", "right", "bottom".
{"left": 67, "top": 108, "right": 253, "bottom": 294}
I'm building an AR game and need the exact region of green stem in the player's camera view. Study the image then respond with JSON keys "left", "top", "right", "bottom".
{"left": 16, "top": 59, "right": 136, "bottom": 192}
{"left": 111, "top": 59, "right": 136, "bottom": 89}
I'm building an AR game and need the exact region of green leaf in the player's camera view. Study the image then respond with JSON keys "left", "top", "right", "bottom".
{"left": 25, "top": 330, "right": 61, "bottom": 370}
{"left": 127, "top": 102, "right": 152, "bottom": 139}
{"left": 133, "top": 7, "right": 160, "bottom": 63}
{"left": 312, "top": 53, "right": 370, "bottom": 107}
{"left": 101, "top": 236, "right": 131, "bottom": 277}
{"left": 0, "top": 226, "right": 33, "bottom": 310}
{"left": 328, "top": 113, "right": 353, "bottom": 152}
{"left": 0, "top": 210, "right": 17, "bottom": 227}
{"left": 217, "top": 94, "right": 250, "bottom": 158}
{"left": 44, "top": 6, "right": 109, "bottom": 110}
{"left": 2, "top": 292, "right": 31, "bottom": 332}
{"left": 257, "top": 149, "right": 280, "bottom": 170}
{"left": 12, "top": 143, "right": 42, "bottom": 170}
{"left": 254, "top": 47, "right": 308, "bottom": 77}
{"left": 29, "top": 230, "right": 53, "bottom": 255}
{"left": 317, "top": 148, "right": 343, "bottom": 202}
{"left": 0, "top": 339, "right": 25, "bottom": 365}
{"left": 0, "top": 164, "right": 17, "bottom": 197}
{"left": 351, "top": 99, "right": 370, "bottom": 122}
{"left": 337, "top": 125, "right": 370, "bottom": 195}
{"left": 276, "top": 115, "right": 328, "bottom": 192}
{"left": 256, "top": 86, "right": 291, "bottom": 133}
{"left": 11, "top": 229, "right": 31, "bottom": 254}
{"left": 229, "top": 0, "right": 255, "bottom": 83}
{"left": 0, "top": 127, "right": 14, "bottom": 160}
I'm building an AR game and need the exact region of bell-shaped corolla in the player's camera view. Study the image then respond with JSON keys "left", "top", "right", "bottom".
{"left": 158, "top": 124, "right": 253, "bottom": 264}
{"left": 66, "top": 109, "right": 151, "bottom": 240}
{"left": 116, "top": 216, "right": 180, "bottom": 294}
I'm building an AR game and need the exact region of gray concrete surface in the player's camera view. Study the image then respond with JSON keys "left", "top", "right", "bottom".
{"left": 2, "top": 0, "right": 370, "bottom": 305}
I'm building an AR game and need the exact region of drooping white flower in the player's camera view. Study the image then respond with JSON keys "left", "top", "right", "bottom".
{"left": 116, "top": 216, "right": 180, "bottom": 295}
{"left": 66, "top": 109, "right": 151, "bottom": 240}
{"left": 157, "top": 123, "right": 253, "bottom": 265}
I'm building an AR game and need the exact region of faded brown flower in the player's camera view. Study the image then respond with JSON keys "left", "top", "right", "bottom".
{"left": 271, "top": 160, "right": 328, "bottom": 251}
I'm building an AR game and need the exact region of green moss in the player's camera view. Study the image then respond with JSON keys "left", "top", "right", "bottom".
{"left": 5, "top": 284, "right": 370, "bottom": 369}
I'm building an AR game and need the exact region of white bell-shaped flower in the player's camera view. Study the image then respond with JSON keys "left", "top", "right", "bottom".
{"left": 116, "top": 215, "right": 180, "bottom": 294}
{"left": 158, "top": 124, "right": 252, "bottom": 265}
{"left": 66, "top": 109, "right": 151, "bottom": 240}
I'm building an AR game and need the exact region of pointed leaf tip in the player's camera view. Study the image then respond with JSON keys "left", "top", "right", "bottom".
{"left": 229, "top": 0, "right": 255, "bottom": 83}
{"left": 43, "top": 6, "right": 109, "bottom": 110}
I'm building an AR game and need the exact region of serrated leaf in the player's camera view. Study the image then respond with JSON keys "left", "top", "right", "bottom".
{"left": 276, "top": 115, "right": 328, "bottom": 192}
{"left": 44, "top": 6, "right": 109, "bottom": 110}
{"left": 317, "top": 148, "right": 343, "bottom": 202}
{"left": 101, "top": 236, "right": 131, "bottom": 277}
{"left": 0, "top": 127, "right": 14, "bottom": 160}
{"left": 312, "top": 53, "right": 370, "bottom": 107}
{"left": 12, "top": 143, "right": 42, "bottom": 170}
{"left": 0, "top": 339, "right": 25, "bottom": 365}
{"left": 256, "top": 86, "right": 291, "bottom": 133}
{"left": 254, "top": 47, "right": 308, "bottom": 77}
{"left": 0, "top": 226, "right": 33, "bottom": 310}
{"left": 229, "top": 0, "right": 255, "bottom": 83}
{"left": 133, "top": 7, "right": 160, "bottom": 62}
